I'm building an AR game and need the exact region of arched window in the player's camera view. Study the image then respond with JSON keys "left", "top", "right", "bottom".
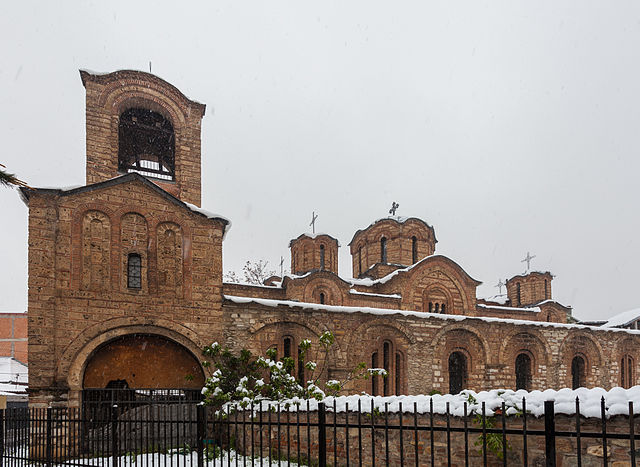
{"left": 571, "top": 355, "right": 586, "bottom": 389}
{"left": 383, "top": 341, "right": 391, "bottom": 396}
{"left": 319, "top": 244, "right": 325, "bottom": 270}
{"left": 516, "top": 283, "right": 522, "bottom": 306}
{"left": 441, "top": 304, "right": 446, "bottom": 314}
{"left": 429, "top": 302, "right": 433, "bottom": 313}
{"left": 515, "top": 353, "right": 532, "bottom": 390}
{"left": 412, "top": 236, "right": 418, "bottom": 264}
{"left": 371, "top": 352, "right": 379, "bottom": 395}
{"left": 448, "top": 352, "right": 467, "bottom": 394}
{"left": 358, "top": 247, "right": 362, "bottom": 276}
{"left": 544, "top": 279, "right": 548, "bottom": 299}
{"left": 380, "top": 237, "right": 387, "bottom": 263}
{"left": 395, "top": 352, "right": 403, "bottom": 395}
{"left": 435, "top": 303, "right": 440, "bottom": 313}
{"left": 118, "top": 108, "right": 175, "bottom": 180}
{"left": 283, "top": 337, "right": 292, "bottom": 359}
{"left": 621, "top": 354, "right": 634, "bottom": 389}
{"left": 127, "top": 253, "right": 142, "bottom": 289}
{"left": 319, "top": 293, "right": 325, "bottom": 305}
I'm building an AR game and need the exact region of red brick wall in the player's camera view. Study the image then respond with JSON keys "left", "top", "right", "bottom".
{"left": 0, "top": 312, "right": 27, "bottom": 363}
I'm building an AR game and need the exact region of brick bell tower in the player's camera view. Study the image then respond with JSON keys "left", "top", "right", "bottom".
{"left": 80, "top": 70, "right": 206, "bottom": 206}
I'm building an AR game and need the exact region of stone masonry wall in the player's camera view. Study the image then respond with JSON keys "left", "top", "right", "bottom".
{"left": 26, "top": 178, "right": 225, "bottom": 408}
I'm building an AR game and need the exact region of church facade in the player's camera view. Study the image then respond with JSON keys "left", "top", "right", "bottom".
{"left": 21, "top": 70, "right": 640, "bottom": 408}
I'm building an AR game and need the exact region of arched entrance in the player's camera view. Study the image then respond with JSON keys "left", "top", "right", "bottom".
{"left": 83, "top": 334, "right": 205, "bottom": 389}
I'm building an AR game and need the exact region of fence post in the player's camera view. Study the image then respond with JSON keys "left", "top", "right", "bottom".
{"left": 111, "top": 404, "right": 118, "bottom": 467}
{"left": 197, "top": 405, "right": 205, "bottom": 467}
{"left": 318, "top": 402, "right": 326, "bottom": 467}
{"left": 0, "top": 409, "right": 4, "bottom": 467}
{"left": 46, "top": 407, "right": 53, "bottom": 467}
{"left": 544, "top": 400, "right": 556, "bottom": 467}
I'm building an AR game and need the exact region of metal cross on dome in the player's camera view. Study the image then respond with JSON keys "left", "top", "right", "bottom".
{"left": 310, "top": 211, "right": 318, "bottom": 234}
{"left": 495, "top": 279, "right": 505, "bottom": 295}
{"left": 389, "top": 202, "right": 399, "bottom": 216}
{"left": 521, "top": 251, "right": 536, "bottom": 272}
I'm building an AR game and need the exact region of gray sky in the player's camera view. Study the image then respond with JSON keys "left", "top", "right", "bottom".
{"left": 1, "top": 1, "right": 639, "bottom": 321}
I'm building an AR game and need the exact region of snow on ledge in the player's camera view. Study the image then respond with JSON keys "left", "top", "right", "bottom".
{"left": 478, "top": 304, "right": 541, "bottom": 313}
{"left": 349, "top": 289, "right": 401, "bottom": 299}
{"left": 184, "top": 202, "right": 232, "bottom": 239}
{"left": 224, "top": 295, "right": 640, "bottom": 336}
{"left": 246, "top": 386, "right": 640, "bottom": 418}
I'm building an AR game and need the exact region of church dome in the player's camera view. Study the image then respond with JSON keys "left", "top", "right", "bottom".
{"left": 349, "top": 217, "right": 436, "bottom": 279}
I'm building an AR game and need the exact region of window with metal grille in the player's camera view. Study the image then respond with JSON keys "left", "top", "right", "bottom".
{"left": 127, "top": 253, "right": 142, "bottom": 289}
{"left": 119, "top": 108, "right": 175, "bottom": 180}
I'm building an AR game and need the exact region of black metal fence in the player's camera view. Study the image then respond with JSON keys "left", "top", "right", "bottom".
{"left": 0, "top": 395, "right": 638, "bottom": 466}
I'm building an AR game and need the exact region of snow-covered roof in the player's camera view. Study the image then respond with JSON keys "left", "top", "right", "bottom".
{"left": 349, "top": 289, "right": 401, "bottom": 299}
{"left": 289, "top": 232, "right": 341, "bottom": 247}
{"left": 478, "top": 304, "right": 541, "bottom": 313}
{"left": 249, "top": 386, "right": 640, "bottom": 418}
{"left": 347, "top": 254, "right": 481, "bottom": 287}
{"left": 602, "top": 308, "right": 640, "bottom": 328}
{"left": 348, "top": 216, "right": 437, "bottom": 246}
{"left": 480, "top": 294, "right": 509, "bottom": 305}
{"left": 224, "top": 295, "right": 640, "bottom": 336}
{"left": 20, "top": 173, "right": 232, "bottom": 239}
{"left": 0, "top": 358, "right": 27, "bottom": 395}
{"left": 507, "top": 270, "right": 553, "bottom": 281}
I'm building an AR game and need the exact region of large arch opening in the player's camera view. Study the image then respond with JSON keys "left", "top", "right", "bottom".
{"left": 118, "top": 108, "right": 175, "bottom": 180}
{"left": 83, "top": 334, "right": 204, "bottom": 390}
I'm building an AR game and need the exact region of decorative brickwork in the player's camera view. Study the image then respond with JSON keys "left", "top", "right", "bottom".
{"left": 20, "top": 70, "right": 640, "bottom": 410}
{"left": 289, "top": 234, "right": 339, "bottom": 275}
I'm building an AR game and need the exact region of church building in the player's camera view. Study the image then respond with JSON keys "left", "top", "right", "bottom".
{"left": 20, "top": 70, "right": 640, "bottom": 408}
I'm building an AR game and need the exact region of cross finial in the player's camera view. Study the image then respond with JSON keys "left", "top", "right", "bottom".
{"left": 280, "top": 256, "right": 284, "bottom": 277}
{"left": 389, "top": 202, "right": 399, "bottom": 216}
{"left": 309, "top": 211, "right": 318, "bottom": 234}
{"left": 495, "top": 279, "right": 505, "bottom": 295}
{"left": 521, "top": 251, "right": 536, "bottom": 272}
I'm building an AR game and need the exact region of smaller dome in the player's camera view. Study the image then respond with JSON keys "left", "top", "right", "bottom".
{"left": 289, "top": 233, "right": 339, "bottom": 275}
{"left": 349, "top": 217, "right": 436, "bottom": 279}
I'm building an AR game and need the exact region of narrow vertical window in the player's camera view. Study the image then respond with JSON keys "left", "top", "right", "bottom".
{"left": 319, "top": 244, "right": 325, "bottom": 270}
{"left": 283, "top": 337, "right": 292, "bottom": 359}
{"left": 297, "top": 347, "right": 305, "bottom": 383}
{"left": 395, "top": 352, "right": 403, "bottom": 395}
{"left": 571, "top": 356, "right": 585, "bottom": 389}
{"left": 544, "top": 279, "right": 548, "bottom": 299}
{"left": 448, "top": 352, "right": 467, "bottom": 394}
{"left": 435, "top": 303, "right": 440, "bottom": 313}
{"left": 127, "top": 253, "right": 142, "bottom": 289}
{"left": 516, "top": 283, "right": 521, "bottom": 306}
{"left": 515, "top": 353, "right": 532, "bottom": 390}
{"left": 319, "top": 293, "right": 325, "bottom": 305}
{"left": 441, "top": 304, "right": 446, "bottom": 314}
{"left": 621, "top": 355, "right": 634, "bottom": 388}
{"left": 380, "top": 237, "right": 387, "bottom": 263}
{"left": 383, "top": 341, "right": 390, "bottom": 396}
{"left": 412, "top": 236, "right": 418, "bottom": 264}
{"left": 358, "top": 247, "right": 362, "bottom": 276}
{"left": 371, "top": 352, "right": 379, "bottom": 395}
{"left": 429, "top": 302, "right": 433, "bottom": 313}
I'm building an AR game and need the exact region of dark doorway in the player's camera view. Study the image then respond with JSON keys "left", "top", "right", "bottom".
{"left": 515, "top": 353, "right": 532, "bottom": 390}
{"left": 448, "top": 351, "right": 467, "bottom": 394}
{"left": 571, "top": 355, "right": 586, "bottom": 389}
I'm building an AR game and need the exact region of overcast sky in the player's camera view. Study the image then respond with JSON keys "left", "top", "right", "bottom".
{"left": 1, "top": 1, "right": 639, "bottom": 321}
